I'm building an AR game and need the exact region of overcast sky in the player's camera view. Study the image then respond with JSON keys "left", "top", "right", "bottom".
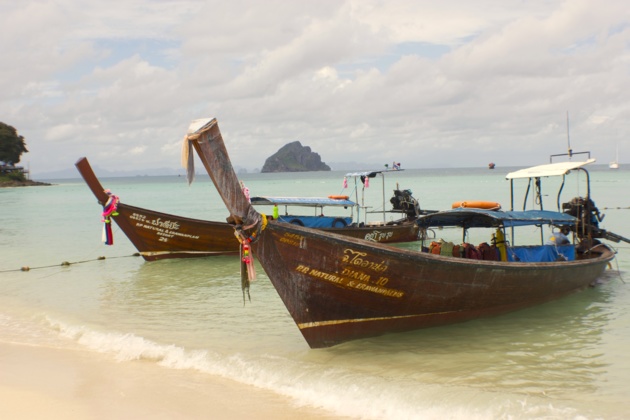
{"left": 2, "top": 0, "right": 628, "bottom": 177}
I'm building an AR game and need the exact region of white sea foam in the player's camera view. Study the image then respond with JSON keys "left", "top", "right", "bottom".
{"left": 46, "top": 316, "right": 588, "bottom": 420}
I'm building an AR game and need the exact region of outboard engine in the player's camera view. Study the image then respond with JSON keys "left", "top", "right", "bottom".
{"left": 562, "top": 196, "right": 605, "bottom": 239}
{"left": 390, "top": 188, "right": 421, "bottom": 218}
{"left": 563, "top": 196, "right": 630, "bottom": 246}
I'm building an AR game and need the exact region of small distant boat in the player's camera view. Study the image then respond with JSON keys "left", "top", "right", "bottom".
{"left": 185, "top": 117, "right": 626, "bottom": 348}
{"left": 609, "top": 143, "right": 619, "bottom": 169}
{"left": 488, "top": 162, "right": 496, "bottom": 169}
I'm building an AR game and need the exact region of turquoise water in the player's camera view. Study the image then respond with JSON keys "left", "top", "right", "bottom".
{"left": 1, "top": 165, "right": 629, "bottom": 419}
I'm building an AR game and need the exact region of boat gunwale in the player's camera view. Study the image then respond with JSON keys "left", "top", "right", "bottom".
{"left": 265, "top": 220, "right": 615, "bottom": 269}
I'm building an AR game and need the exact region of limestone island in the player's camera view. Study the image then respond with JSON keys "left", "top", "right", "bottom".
{"left": 261, "top": 141, "right": 331, "bottom": 173}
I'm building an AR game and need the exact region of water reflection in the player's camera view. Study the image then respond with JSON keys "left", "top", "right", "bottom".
{"left": 315, "top": 275, "right": 620, "bottom": 399}
{"left": 96, "top": 256, "right": 301, "bottom": 353}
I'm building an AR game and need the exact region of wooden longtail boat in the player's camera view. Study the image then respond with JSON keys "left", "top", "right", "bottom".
{"left": 185, "top": 117, "right": 619, "bottom": 348}
{"left": 75, "top": 157, "right": 240, "bottom": 261}
{"left": 251, "top": 195, "right": 424, "bottom": 243}
{"left": 75, "top": 157, "right": 424, "bottom": 261}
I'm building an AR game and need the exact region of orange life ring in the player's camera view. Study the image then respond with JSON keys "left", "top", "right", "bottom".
{"left": 328, "top": 195, "right": 349, "bottom": 200}
{"left": 452, "top": 201, "right": 501, "bottom": 210}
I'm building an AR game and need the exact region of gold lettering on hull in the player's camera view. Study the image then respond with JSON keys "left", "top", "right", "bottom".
{"left": 363, "top": 230, "right": 394, "bottom": 242}
{"left": 130, "top": 212, "right": 200, "bottom": 242}
{"left": 279, "top": 232, "right": 306, "bottom": 248}
{"left": 282, "top": 233, "right": 402, "bottom": 298}
{"left": 295, "top": 262, "right": 403, "bottom": 299}
{"left": 341, "top": 249, "right": 389, "bottom": 272}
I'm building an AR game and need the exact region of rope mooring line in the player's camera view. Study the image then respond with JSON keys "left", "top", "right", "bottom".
{"left": 0, "top": 221, "right": 144, "bottom": 274}
{"left": 612, "top": 257, "right": 625, "bottom": 283}
{"left": 0, "top": 253, "right": 141, "bottom": 274}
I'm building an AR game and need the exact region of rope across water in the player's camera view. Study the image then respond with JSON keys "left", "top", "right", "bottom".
{"left": 0, "top": 253, "right": 141, "bottom": 273}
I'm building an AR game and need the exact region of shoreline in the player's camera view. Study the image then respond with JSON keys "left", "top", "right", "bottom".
{"left": 0, "top": 179, "right": 52, "bottom": 188}
{"left": 0, "top": 340, "right": 341, "bottom": 419}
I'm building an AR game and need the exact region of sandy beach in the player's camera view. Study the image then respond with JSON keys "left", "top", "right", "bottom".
{"left": 0, "top": 341, "right": 339, "bottom": 420}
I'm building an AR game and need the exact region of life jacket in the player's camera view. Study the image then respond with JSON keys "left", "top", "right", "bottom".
{"left": 440, "top": 241, "right": 455, "bottom": 256}
{"left": 452, "top": 245, "right": 462, "bottom": 258}
{"left": 463, "top": 243, "right": 481, "bottom": 259}
{"left": 478, "top": 242, "right": 499, "bottom": 260}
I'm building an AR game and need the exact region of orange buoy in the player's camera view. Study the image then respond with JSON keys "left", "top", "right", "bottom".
{"left": 328, "top": 195, "right": 350, "bottom": 200}
{"left": 452, "top": 201, "right": 501, "bottom": 210}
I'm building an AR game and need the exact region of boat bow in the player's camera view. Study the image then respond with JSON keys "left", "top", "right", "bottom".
{"left": 185, "top": 118, "right": 262, "bottom": 232}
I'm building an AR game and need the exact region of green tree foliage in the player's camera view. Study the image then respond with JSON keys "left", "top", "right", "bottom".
{"left": 0, "top": 122, "right": 28, "bottom": 164}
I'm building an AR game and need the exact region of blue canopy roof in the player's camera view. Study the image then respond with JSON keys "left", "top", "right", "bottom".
{"left": 251, "top": 196, "right": 356, "bottom": 207}
{"left": 416, "top": 208, "right": 577, "bottom": 228}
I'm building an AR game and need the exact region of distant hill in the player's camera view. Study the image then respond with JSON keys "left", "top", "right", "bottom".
{"left": 261, "top": 141, "right": 331, "bottom": 173}
{"left": 34, "top": 164, "right": 251, "bottom": 179}
{"left": 0, "top": 179, "right": 51, "bottom": 188}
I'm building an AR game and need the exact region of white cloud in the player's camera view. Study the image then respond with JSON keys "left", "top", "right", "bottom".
{"left": 45, "top": 124, "right": 77, "bottom": 142}
{"left": 129, "top": 145, "right": 147, "bottom": 155}
{"left": 1, "top": 0, "right": 629, "bottom": 177}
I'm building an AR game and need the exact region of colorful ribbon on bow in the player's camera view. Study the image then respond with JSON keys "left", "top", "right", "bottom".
{"left": 235, "top": 213, "right": 268, "bottom": 283}
{"left": 241, "top": 243, "right": 255, "bottom": 281}
{"left": 101, "top": 190, "right": 119, "bottom": 245}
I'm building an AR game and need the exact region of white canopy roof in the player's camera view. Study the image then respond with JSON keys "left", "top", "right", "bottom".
{"left": 505, "top": 159, "right": 596, "bottom": 180}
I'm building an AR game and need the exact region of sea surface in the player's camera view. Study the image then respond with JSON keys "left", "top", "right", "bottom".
{"left": 1, "top": 164, "right": 629, "bottom": 419}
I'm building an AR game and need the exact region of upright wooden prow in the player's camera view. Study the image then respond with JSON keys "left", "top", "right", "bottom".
{"left": 75, "top": 157, "right": 109, "bottom": 204}
{"left": 184, "top": 118, "right": 260, "bottom": 228}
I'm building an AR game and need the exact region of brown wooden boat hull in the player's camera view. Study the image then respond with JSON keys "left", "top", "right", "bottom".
{"left": 101, "top": 202, "right": 240, "bottom": 261}
{"left": 75, "top": 157, "right": 419, "bottom": 261}
{"left": 320, "top": 223, "right": 420, "bottom": 243}
{"left": 102, "top": 203, "right": 418, "bottom": 261}
{"left": 253, "top": 221, "right": 614, "bottom": 347}
{"left": 185, "top": 118, "right": 616, "bottom": 348}
{"left": 75, "top": 157, "right": 240, "bottom": 261}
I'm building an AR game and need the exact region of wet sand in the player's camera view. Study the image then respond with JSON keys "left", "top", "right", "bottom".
{"left": 0, "top": 341, "right": 340, "bottom": 419}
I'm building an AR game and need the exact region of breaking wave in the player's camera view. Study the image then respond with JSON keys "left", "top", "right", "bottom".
{"left": 46, "top": 317, "right": 590, "bottom": 420}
